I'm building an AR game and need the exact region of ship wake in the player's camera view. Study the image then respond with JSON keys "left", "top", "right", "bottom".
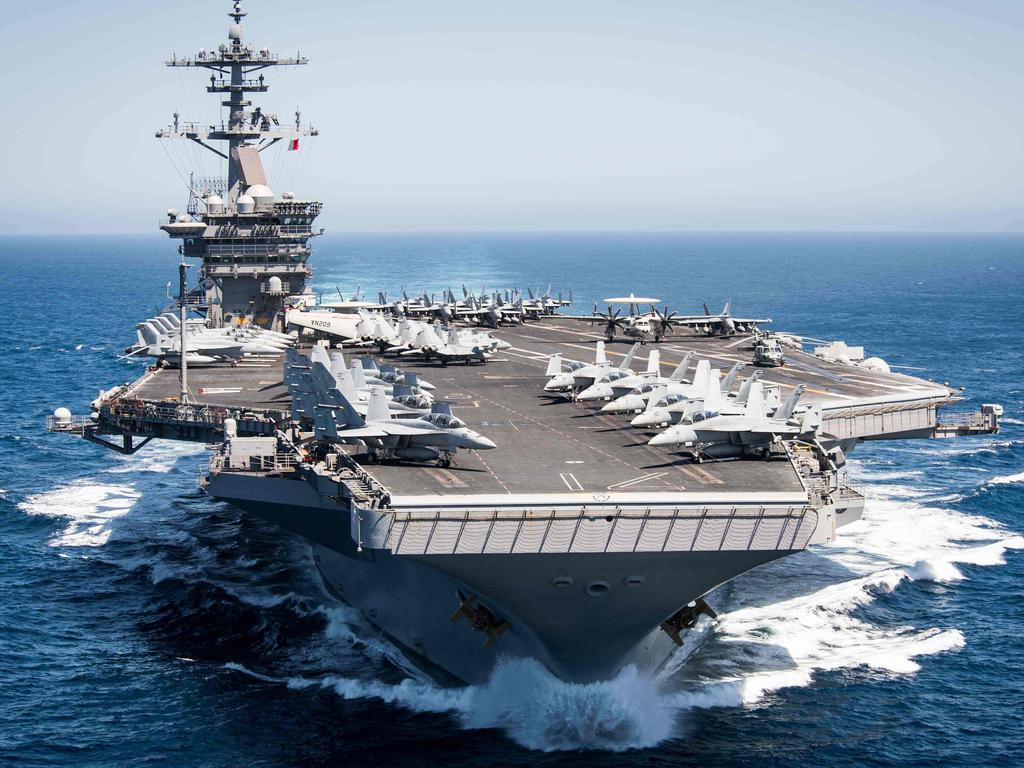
{"left": 20, "top": 448, "right": 1023, "bottom": 753}
{"left": 222, "top": 461, "right": 1022, "bottom": 752}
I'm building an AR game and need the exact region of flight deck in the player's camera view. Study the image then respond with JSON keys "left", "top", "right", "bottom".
{"left": 118, "top": 317, "right": 959, "bottom": 502}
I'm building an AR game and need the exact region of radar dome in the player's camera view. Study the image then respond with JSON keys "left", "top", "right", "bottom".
{"left": 53, "top": 407, "right": 72, "bottom": 424}
{"left": 236, "top": 194, "right": 255, "bottom": 214}
{"left": 206, "top": 194, "right": 224, "bottom": 214}
{"left": 860, "top": 357, "right": 891, "bottom": 374}
{"left": 267, "top": 276, "right": 283, "bottom": 292}
{"left": 281, "top": 191, "right": 295, "bottom": 200}
{"left": 246, "top": 184, "right": 274, "bottom": 209}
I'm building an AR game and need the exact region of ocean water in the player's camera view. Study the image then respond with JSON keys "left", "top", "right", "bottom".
{"left": 1, "top": 232, "right": 1023, "bottom": 766}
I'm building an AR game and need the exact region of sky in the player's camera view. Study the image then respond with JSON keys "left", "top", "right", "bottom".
{"left": 0, "top": 0, "right": 1021, "bottom": 233}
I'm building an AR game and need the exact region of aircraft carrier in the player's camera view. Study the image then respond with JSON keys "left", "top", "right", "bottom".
{"left": 48, "top": 1, "right": 1001, "bottom": 685}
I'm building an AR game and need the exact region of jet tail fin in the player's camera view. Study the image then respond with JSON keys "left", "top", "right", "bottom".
{"left": 139, "top": 321, "right": 164, "bottom": 347}
{"left": 334, "top": 368, "right": 359, "bottom": 403}
{"left": 545, "top": 353, "right": 563, "bottom": 377}
{"left": 669, "top": 352, "right": 693, "bottom": 382}
{"left": 366, "top": 387, "right": 391, "bottom": 423}
{"left": 349, "top": 361, "right": 367, "bottom": 390}
{"left": 595, "top": 340, "right": 608, "bottom": 366}
{"left": 619, "top": 343, "right": 640, "bottom": 371}
{"left": 704, "top": 369, "right": 723, "bottom": 410}
{"left": 735, "top": 371, "right": 761, "bottom": 405}
{"left": 800, "top": 403, "right": 822, "bottom": 434}
{"left": 327, "top": 385, "right": 365, "bottom": 429}
{"left": 692, "top": 359, "right": 711, "bottom": 391}
{"left": 329, "top": 352, "right": 347, "bottom": 379}
{"left": 646, "top": 349, "right": 661, "bottom": 375}
{"left": 404, "top": 372, "right": 420, "bottom": 388}
{"left": 744, "top": 381, "right": 766, "bottom": 417}
{"left": 776, "top": 384, "right": 806, "bottom": 420}
{"left": 721, "top": 362, "right": 742, "bottom": 393}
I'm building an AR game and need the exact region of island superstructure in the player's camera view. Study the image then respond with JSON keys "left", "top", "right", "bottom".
{"left": 157, "top": 0, "right": 321, "bottom": 331}
{"left": 48, "top": 1, "right": 1001, "bottom": 685}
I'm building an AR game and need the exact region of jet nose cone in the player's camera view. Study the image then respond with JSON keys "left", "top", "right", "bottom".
{"left": 647, "top": 430, "right": 677, "bottom": 447}
{"left": 577, "top": 385, "right": 610, "bottom": 402}
{"left": 631, "top": 410, "right": 663, "bottom": 428}
{"left": 611, "top": 396, "right": 643, "bottom": 413}
{"left": 475, "top": 435, "right": 497, "bottom": 450}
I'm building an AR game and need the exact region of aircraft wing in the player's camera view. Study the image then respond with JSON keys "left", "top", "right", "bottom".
{"left": 381, "top": 423, "right": 437, "bottom": 436}
{"left": 331, "top": 426, "right": 389, "bottom": 439}
{"left": 746, "top": 422, "right": 801, "bottom": 435}
{"left": 672, "top": 315, "right": 771, "bottom": 327}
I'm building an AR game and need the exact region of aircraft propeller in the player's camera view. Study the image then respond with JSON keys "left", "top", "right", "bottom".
{"left": 652, "top": 305, "right": 679, "bottom": 341}
{"left": 591, "top": 304, "right": 627, "bottom": 340}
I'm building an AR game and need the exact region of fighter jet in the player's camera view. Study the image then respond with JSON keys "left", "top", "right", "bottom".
{"left": 356, "top": 357, "right": 437, "bottom": 391}
{"left": 669, "top": 367, "right": 763, "bottom": 425}
{"left": 575, "top": 350, "right": 666, "bottom": 402}
{"left": 398, "top": 326, "right": 493, "bottom": 365}
{"left": 314, "top": 386, "right": 495, "bottom": 467}
{"left": 286, "top": 348, "right": 433, "bottom": 419}
{"left": 598, "top": 352, "right": 697, "bottom": 413}
{"left": 543, "top": 342, "right": 639, "bottom": 393}
{"left": 130, "top": 312, "right": 293, "bottom": 364}
{"left": 524, "top": 286, "right": 573, "bottom": 316}
{"left": 630, "top": 365, "right": 774, "bottom": 429}
{"left": 647, "top": 383, "right": 820, "bottom": 459}
{"left": 674, "top": 302, "right": 771, "bottom": 337}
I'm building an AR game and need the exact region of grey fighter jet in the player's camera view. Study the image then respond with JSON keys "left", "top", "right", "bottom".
{"left": 647, "top": 383, "right": 820, "bottom": 459}
{"left": 314, "top": 387, "right": 496, "bottom": 467}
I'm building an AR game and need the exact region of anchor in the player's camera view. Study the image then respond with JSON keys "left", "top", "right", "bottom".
{"left": 450, "top": 591, "right": 509, "bottom": 649}
{"left": 660, "top": 598, "right": 717, "bottom": 647}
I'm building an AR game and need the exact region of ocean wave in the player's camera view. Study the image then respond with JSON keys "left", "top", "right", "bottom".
{"left": 19, "top": 481, "right": 141, "bottom": 547}
{"left": 986, "top": 471, "right": 1024, "bottom": 486}
{"left": 105, "top": 442, "right": 205, "bottom": 474}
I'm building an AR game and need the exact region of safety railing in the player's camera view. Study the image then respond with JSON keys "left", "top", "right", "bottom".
{"left": 45, "top": 415, "right": 94, "bottom": 433}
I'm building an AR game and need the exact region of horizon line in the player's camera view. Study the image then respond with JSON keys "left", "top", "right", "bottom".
{"left": 2, "top": 229, "right": 1023, "bottom": 238}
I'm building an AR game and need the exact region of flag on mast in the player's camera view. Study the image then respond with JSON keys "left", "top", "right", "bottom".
{"left": 289, "top": 137, "right": 300, "bottom": 151}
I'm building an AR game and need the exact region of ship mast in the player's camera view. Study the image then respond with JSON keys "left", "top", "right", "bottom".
{"left": 158, "top": 0, "right": 317, "bottom": 204}
{"left": 157, "top": 0, "right": 323, "bottom": 333}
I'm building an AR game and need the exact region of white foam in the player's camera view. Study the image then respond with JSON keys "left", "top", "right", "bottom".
{"left": 105, "top": 442, "right": 205, "bottom": 474}
{"left": 987, "top": 471, "right": 1024, "bottom": 486}
{"left": 19, "top": 481, "right": 140, "bottom": 546}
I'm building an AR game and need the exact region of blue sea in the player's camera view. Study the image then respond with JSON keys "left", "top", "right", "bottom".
{"left": 1, "top": 232, "right": 1022, "bottom": 766}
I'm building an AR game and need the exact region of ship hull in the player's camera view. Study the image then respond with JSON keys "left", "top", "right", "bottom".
{"left": 312, "top": 542, "right": 795, "bottom": 684}
{"left": 207, "top": 471, "right": 799, "bottom": 684}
